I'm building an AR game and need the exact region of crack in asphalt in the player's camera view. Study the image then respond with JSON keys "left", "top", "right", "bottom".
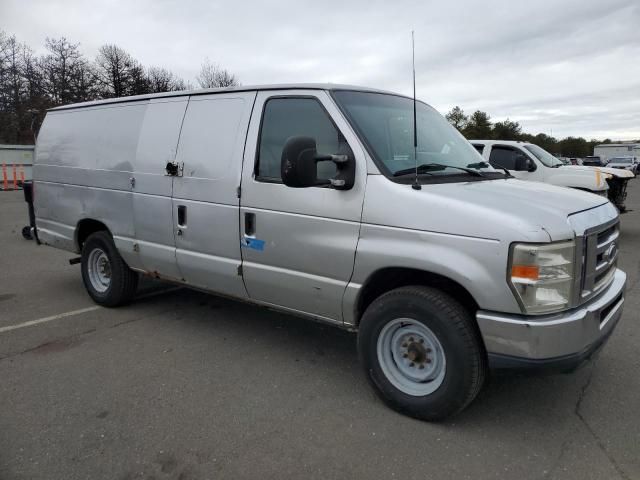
{"left": 573, "top": 360, "right": 631, "bottom": 480}
{"left": 544, "top": 438, "right": 571, "bottom": 479}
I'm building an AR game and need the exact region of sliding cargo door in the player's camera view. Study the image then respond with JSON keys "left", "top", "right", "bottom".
{"left": 171, "top": 92, "right": 256, "bottom": 299}
{"left": 132, "top": 97, "right": 188, "bottom": 281}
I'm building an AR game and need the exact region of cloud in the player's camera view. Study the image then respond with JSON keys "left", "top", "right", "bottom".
{"left": 3, "top": 0, "right": 639, "bottom": 139}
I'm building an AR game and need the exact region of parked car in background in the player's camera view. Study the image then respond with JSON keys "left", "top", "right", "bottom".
{"left": 28, "top": 84, "right": 627, "bottom": 421}
{"left": 583, "top": 156, "right": 607, "bottom": 167}
{"left": 472, "top": 140, "right": 634, "bottom": 211}
{"left": 606, "top": 156, "right": 637, "bottom": 175}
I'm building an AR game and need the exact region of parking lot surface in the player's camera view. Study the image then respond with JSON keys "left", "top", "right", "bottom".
{"left": 1, "top": 183, "right": 639, "bottom": 480}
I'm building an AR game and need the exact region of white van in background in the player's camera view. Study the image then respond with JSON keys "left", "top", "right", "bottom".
{"left": 607, "top": 156, "right": 638, "bottom": 175}
{"left": 472, "top": 140, "right": 634, "bottom": 211}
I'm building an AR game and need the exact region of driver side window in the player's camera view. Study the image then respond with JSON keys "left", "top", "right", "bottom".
{"left": 256, "top": 97, "right": 339, "bottom": 182}
{"left": 489, "top": 146, "right": 521, "bottom": 170}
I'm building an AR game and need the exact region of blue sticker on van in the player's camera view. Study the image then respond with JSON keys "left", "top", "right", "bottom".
{"left": 242, "top": 238, "right": 265, "bottom": 251}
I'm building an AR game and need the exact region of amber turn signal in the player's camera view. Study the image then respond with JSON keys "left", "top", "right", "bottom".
{"left": 511, "top": 265, "right": 539, "bottom": 280}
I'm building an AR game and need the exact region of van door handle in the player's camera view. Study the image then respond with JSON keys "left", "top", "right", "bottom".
{"left": 177, "top": 205, "right": 187, "bottom": 227}
{"left": 244, "top": 212, "right": 256, "bottom": 236}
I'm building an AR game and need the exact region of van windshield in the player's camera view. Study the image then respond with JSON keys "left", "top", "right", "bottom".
{"left": 333, "top": 91, "right": 497, "bottom": 181}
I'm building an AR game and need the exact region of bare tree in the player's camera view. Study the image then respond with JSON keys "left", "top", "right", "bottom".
{"left": 129, "top": 63, "right": 150, "bottom": 95}
{"left": 69, "top": 61, "right": 99, "bottom": 102}
{"left": 94, "top": 44, "right": 143, "bottom": 98}
{"left": 41, "top": 37, "right": 96, "bottom": 105}
{"left": 196, "top": 58, "right": 239, "bottom": 88}
{"left": 0, "top": 33, "right": 32, "bottom": 143}
{"left": 0, "top": 32, "right": 196, "bottom": 143}
{"left": 147, "top": 66, "right": 188, "bottom": 93}
{"left": 22, "top": 45, "right": 49, "bottom": 140}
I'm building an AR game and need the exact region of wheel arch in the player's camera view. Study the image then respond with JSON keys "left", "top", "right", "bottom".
{"left": 75, "top": 218, "right": 111, "bottom": 252}
{"left": 354, "top": 267, "right": 479, "bottom": 327}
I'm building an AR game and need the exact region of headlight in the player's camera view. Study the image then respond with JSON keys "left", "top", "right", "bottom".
{"left": 508, "top": 241, "right": 575, "bottom": 314}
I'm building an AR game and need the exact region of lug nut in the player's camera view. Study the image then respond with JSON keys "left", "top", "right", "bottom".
{"left": 403, "top": 353, "right": 408, "bottom": 358}
{"left": 426, "top": 347, "right": 432, "bottom": 353}
{"left": 409, "top": 337, "right": 414, "bottom": 342}
{"left": 410, "top": 362, "right": 415, "bottom": 367}
{"left": 402, "top": 343, "right": 407, "bottom": 348}
{"left": 419, "top": 365, "right": 425, "bottom": 370}
{"left": 419, "top": 338, "right": 424, "bottom": 344}
{"left": 426, "top": 358, "right": 432, "bottom": 364}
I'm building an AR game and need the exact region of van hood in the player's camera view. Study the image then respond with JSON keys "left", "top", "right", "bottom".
{"left": 363, "top": 176, "right": 610, "bottom": 242}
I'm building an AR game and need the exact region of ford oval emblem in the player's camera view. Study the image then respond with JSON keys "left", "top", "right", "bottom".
{"left": 604, "top": 242, "right": 617, "bottom": 263}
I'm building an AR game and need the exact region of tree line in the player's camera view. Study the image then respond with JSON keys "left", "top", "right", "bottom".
{"left": 445, "top": 106, "right": 635, "bottom": 158}
{"left": 2, "top": 30, "right": 634, "bottom": 154}
{"left": 0, "top": 31, "right": 239, "bottom": 144}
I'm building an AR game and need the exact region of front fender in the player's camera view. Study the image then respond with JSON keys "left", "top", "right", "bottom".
{"left": 546, "top": 170, "right": 607, "bottom": 192}
{"left": 342, "top": 223, "right": 522, "bottom": 326}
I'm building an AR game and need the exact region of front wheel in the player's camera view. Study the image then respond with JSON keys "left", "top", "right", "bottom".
{"left": 358, "top": 286, "right": 486, "bottom": 421}
{"left": 81, "top": 231, "right": 138, "bottom": 307}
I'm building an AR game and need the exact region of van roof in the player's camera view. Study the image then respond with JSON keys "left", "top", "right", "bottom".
{"left": 595, "top": 143, "right": 640, "bottom": 148}
{"left": 469, "top": 140, "right": 531, "bottom": 146}
{"left": 49, "top": 83, "right": 401, "bottom": 111}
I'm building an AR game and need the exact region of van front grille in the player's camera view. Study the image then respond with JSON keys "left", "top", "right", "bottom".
{"left": 581, "top": 221, "right": 619, "bottom": 301}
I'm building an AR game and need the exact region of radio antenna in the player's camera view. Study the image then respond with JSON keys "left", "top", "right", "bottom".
{"left": 411, "top": 31, "right": 421, "bottom": 190}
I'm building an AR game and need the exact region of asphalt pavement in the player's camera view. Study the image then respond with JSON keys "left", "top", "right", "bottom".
{"left": 0, "top": 181, "right": 638, "bottom": 480}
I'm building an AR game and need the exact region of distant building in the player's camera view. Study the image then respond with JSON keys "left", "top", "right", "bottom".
{"left": 593, "top": 143, "right": 640, "bottom": 162}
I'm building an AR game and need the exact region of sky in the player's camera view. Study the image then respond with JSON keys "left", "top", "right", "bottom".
{"left": 2, "top": 0, "right": 639, "bottom": 140}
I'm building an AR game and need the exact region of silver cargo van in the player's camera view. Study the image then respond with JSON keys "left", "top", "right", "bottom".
{"left": 32, "top": 84, "right": 626, "bottom": 420}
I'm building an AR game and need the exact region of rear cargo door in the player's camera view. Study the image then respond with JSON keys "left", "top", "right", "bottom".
{"left": 171, "top": 91, "right": 256, "bottom": 299}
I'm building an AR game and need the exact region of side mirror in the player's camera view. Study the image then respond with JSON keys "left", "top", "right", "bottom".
{"left": 514, "top": 155, "right": 535, "bottom": 172}
{"left": 281, "top": 136, "right": 355, "bottom": 190}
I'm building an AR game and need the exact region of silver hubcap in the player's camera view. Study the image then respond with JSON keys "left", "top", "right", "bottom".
{"left": 376, "top": 318, "right": 446, "bottom": 396}
{"left": 87, "top": 248, "right": 111, "bottom": 293}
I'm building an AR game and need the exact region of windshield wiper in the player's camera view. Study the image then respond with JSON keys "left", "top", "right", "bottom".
{"left": 500, "top": 167, "right": 514, "bottom": 177}
{"left": 393, "top": 163, "right": 486, "bottom": 177}
{"left": 466, "top": 161, "right": 490, "bottom": 169}
{"left": 467, "top": 160, "right": 513, "bottom": 178}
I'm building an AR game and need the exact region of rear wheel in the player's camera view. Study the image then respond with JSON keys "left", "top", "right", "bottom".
{"left": 358, "top": 286, "right": 486, "bottom": 421}
{"left": 81, "top": 231, "right": 138, "bottom": 307}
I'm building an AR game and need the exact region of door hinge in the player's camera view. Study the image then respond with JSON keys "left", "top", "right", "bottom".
{"left": 236, "top": 185, "right": 241, "bottom": 198}
{"left": 237, "top": 264, "right": 243, "bottom": 276}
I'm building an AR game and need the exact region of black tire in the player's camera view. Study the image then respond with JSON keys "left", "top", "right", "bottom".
{"left": 358, "top": 286, "right": 486, "bottom": 421}
{"left": 81, "top": 231, "right": 138, "bottom": 307}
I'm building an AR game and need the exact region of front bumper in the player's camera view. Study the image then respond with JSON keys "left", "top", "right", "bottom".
{"left": 477, "top": 269, "right": 626, "bottom": 372}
